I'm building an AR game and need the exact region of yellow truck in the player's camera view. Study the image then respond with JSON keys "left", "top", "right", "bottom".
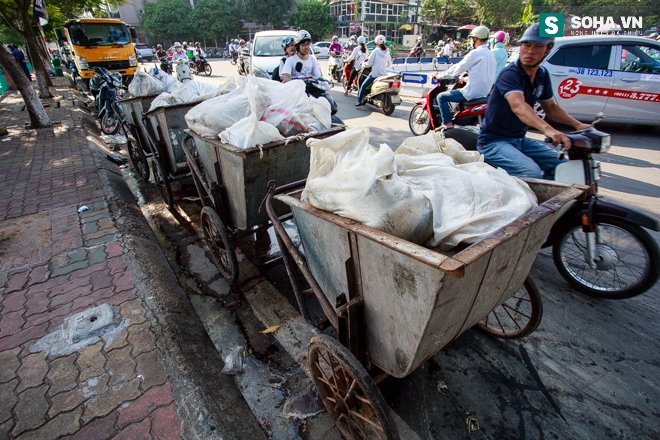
{"left": 56, "top": 18, "right": 139, "bottom": 90}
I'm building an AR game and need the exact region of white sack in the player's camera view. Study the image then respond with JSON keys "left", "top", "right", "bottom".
{"left": 184, "top": 77, "right": 266, "bottom": 138}
{"left": 394, "top": 140, "right": 538, "bottom": 250}
{"left": 256, "top": 79, "right": 309, "bottom": 136}
{"left": 149, "top": 78, "right": 237, "bottom": 111}
{"left": 397, "top": 131, "right": 483, "bottom": 165}
{"left": 295, "top": 96, "right": 331, "bottom": 133}
{"left": 128, "top": 70, "right": 165, "bottom": 97}
{"left": 150, "top": 69, "right": 181, "bottom": 92}
{"left": 219, "top": 113, "right": 283, "bottom": 150}
{"left": 301, "top": 126, "right": 434, "bottom": 243}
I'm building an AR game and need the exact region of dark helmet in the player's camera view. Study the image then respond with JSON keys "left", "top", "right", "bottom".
{"left": 519, "top": 23, "right": 554, "bottom": 45}
{"left": 294, "top": 29, "right": 312, "bottom": 46}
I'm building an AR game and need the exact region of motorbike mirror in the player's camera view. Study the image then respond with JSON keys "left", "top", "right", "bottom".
{"left": 295, "top": 62, "right": 303, "bottom": 72}
{"left": 241, "top": 48, "right": 250, "bottom": 56}
{"left": 129, "top": 28, "right": 138, "bottom": 40}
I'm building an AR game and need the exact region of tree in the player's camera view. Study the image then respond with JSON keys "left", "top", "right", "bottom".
{"left": 239, "top": 0, "right": 293, "bottom": 28}
{"left": 189, "top": 0, "right": 242, "bottom": 43}
{"left": 422, "top": 0, "right": 473, "bottom": 27}
{"left": 0, "top": 45, "right": 50, "bottom": 127}
{"left": 141, "top": 0, "right": 192, "bottom": 45}
{"left": 473, "top": 0, "right": 525, "bottom": 29}
{"left": 290, "top": 0, "right": 333, "bottom": 40}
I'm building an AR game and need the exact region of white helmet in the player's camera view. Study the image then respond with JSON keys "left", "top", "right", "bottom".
{"left": 174, "top": 42, "right": 181, "bottom": 47}
{"left": 350, "top": 35, "right": 356, "bottom": 41}
{"left": 417, "top": 36, "right": 422, "bottom": 41}
{"left": 294, "top": 29, "right": 312, "bottom": 46}
{"left": 375, "top": 35, "right": 386, "bottom": 45}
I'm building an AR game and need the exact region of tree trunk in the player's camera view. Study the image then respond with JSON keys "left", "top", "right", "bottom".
{"left": 0, "top": 46, "right": 51, "bottom": 128}
{"left": 19, "top": 7, "right": 53, "bottom": 97}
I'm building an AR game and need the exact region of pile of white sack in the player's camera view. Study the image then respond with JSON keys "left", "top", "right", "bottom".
{"left": 185, "top": 76, "right": 331, "bottom": 150}
{"left": 128, "top": 69, "right": 181, "bottom": 97}
{"left": 148, "top": 77, "right": 237, "bottom": 112}
{"left": 301, "top": 126, "right": 539, "bottom": 251}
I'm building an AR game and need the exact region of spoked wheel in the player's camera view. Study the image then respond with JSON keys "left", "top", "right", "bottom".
{"left": 382, "top": 96, "right": 395, "bottom": 116}
{"left": 200, "top": 207, "right": 239, "bottom": 283}
{"left": 408, "top": 104, "right": 431, "bottom": 136}
{"left": 204, "top": 64, "right": 212, "bottom": 76}
{"left": 476, "top": 277, "right": 543, "bottom": 339}
{"left": 125, "top": 125, "right": 150, "bottom": 181}
{"left": 101, "top": 110, "right": 120, "bottom": 135}
{"left": 150, "top": 157, "right": 173, "bottom": 210}
{"left": 309, "top": 335, "right": 399, "bottom": 440}
{"left": 552, "top": 218, "right": 660, "bottom": 299}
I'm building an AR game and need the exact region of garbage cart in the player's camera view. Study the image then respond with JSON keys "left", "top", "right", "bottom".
{"left": 265, "top": 178, "right": 586, "bottom": 439}
{"left": 118, "top": 94, "right": 158, "bottom": 181}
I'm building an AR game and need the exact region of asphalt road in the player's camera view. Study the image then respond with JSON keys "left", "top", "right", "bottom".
{"left": 137, "top": 57, "right": 660, "bottom": 439}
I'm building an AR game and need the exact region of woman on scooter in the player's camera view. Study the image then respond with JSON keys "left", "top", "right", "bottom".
{"left": 356, "top": 35, "right": 392, "bottom": 106}
{"left": 271, "top": 37, "right": 296, "bottom": 81}
{"left": 329, "top": 36, "right": 342, "bottom": 53}
{"left": 345, "top": 36, "right": 367, "bottom": 90}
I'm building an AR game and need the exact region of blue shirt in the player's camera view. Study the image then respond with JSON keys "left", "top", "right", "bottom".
{"left": 492, "top": 42, "right": 507, "bottom": 80}
{"left": 477, "top": 60, "right": 553, "bottom": 146}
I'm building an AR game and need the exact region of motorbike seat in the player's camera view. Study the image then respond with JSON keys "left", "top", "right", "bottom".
{"left": 459, "top": 97, "right": 489, "bottom": 109}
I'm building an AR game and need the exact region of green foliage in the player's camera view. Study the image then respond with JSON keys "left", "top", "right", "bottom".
{"left": 141, "top": 0, "right": 192, "bottom": 44}
{"left": 0, "top": 23, "right": 22, "bottom": 45}
{"left": 239, "top": 0, "right": 294, "bottom": 28}
{"left": 422, "top": 0, "right": 473, "bottom": 26}
{"left": 473, "top": 0, "right": 526, "bottom": 29}
{"left": 290, "top": 0, "right": 333, "bottom": 40}
{"left": 189, "top": 0, "right": 242, "bottom": 41}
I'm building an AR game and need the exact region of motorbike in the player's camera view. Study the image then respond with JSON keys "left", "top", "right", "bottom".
{"left": 237, "top": 48, "right": 249, "bottom": 76}
{"left": 89, "top": 67, "right": 125, "bottom": 135}
{"left": 299, "top": 75, "right": 343, "bottom": 125}
{"left": 440, "top": 120, "right": 660, "bottom": 299}
{"left": 173, "top": 59, "right": 192, "bottom": 82}
{"left": 230, "top": 50, "right": 238, "bottom": 65}
{"left": 352, "top": 67, "right": 402, "bottom": 115}
{"left": 328, "top": 50, "right": 344, "bottom": 83}
{"left": 408, "top": 74, "right": 488, "bottom": 135}
{"left": 158, "top": 57, "right": 172, "bottom": 74}
{"left": 408, "top": 45, "right": 425, "bottom": 60}
{"left": 191, "top": 55, "right": 212, "bottom": 76}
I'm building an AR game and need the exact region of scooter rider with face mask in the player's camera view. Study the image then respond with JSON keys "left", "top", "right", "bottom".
{"left": 171, "top": 42, "right": 187, "bottom": 62}
{"left": 281, "top": 30, "right": 322, "bottom": 83}
{"left": 435, "top": 26, "right": 496, "bottom": 127}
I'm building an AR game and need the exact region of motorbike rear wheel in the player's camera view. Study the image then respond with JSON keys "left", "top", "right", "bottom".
{"left": 382, "top": 95, "right": 395, "bottom": 115}
{"left": 342, "top": 75, "right": 351, "bottom": 95}
{"left": 553, "top": 218, "right": 660, "bottom": 299}
{"left": 204, "top": 63, "right": 212, "bottom": 76}
{"left": 408, "top": 104, "right": 431, "bottom": 135}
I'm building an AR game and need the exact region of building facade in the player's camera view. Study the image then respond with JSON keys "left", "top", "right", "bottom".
{"left": 329, "top": 0, "right": 418, "bottom": 43}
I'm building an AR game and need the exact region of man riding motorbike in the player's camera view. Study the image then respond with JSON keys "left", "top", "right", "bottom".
{"left": 411, "top": 36, "right": 424, "bottom": 58}
{"left": 476, "top": 23, "right": 592, "bottom": 180}
{"left": 281, "top": 30, "right": 322, "bottom": 82}
{"left": 171, "top": 42, "right": 187, "bottom": 62}
{"left": 356, "top": 35, "right": 392, "bottom": 106}
{"left": 435, "top": 26, "right": 496, "bottom": 128}
{"left": 194, "top": 42, "right": 206, "bottom": 70}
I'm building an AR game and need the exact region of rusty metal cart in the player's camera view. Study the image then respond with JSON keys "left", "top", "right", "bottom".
{"left": 182, "top": 126, "right": 345, "bottom": 284}
{"left": 265, "top": 178, "right": 586, "bottom": 439}
{"left": 118, "top": 94, "right": 158, "bottom": 182}
{"left": 141, "top": 102, "right": 200, "bottom": 208}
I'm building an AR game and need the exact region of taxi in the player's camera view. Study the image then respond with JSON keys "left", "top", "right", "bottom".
{"left": 540, "top": 35, "right": 660, "bottom": 125}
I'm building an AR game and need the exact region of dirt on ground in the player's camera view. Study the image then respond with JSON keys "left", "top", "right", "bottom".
{"left": 0, "top": 212, "right": 52, "bottom": 257}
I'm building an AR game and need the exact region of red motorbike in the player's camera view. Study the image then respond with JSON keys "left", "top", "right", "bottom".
{"left": 408, "top": 75, "right": 488, "bottom": 135}
{"left": 342, "top": 59, "right": 357, "bottom": 95}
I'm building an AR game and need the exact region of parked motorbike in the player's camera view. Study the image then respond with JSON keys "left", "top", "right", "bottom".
{"left": 353, "top": 67, "right": 402, "bottom": 115}
{"left": 440, "top": 120, "right": 660, "bottom": 299}
{"left": 191, "top": 55, "right": 212, "bottom": 76}
{"left": 408, "top": 75, "right": 488, "bottom": 135}
{"left": 328, "top": 50, "right": 344, "bottom": 83}
{"left": 89, "top": 67, "right": 125, "bottom": 135}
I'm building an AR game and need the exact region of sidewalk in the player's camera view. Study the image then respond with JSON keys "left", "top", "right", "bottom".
{"left": 0, "top": 77, "right": 264, "bottom": 439}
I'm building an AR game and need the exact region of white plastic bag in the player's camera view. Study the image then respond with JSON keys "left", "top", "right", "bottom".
{"left": 150, "top": 69, "right": 181, "bottom": 92}
{"left": 128, "top": 70, "right": 165, "bottom": 97}
{"left": 302, "top": 126, "right": 434, "bottom": 243}
{"left": 148, "top": 79, "right": 236, "bottom": 111}
{"left": 221, "top": 346, "right": 245, "bottom": 375}
{"left": 219, "top": 113, "right": 283, "bottom": 150}
{"left": 295, "top": 96, "right": 331, "bottom": 133}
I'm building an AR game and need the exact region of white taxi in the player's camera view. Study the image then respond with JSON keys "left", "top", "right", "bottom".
{"left": 540, "top": 35, "right": 660, "bottom": 125}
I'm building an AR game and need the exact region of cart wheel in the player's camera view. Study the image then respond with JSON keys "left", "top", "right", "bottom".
{"left": 309, "top": 335, "right": 399, "bottom": 440}
{"left": 151, "top": 157, "right": 173, "bottom": 209}
{"left": 125, "top": 126, "right": 150, "bottom": 181}
{"left": 475, "top": 277, "right": 543, "bottom": 339}
{"left": 200, "top": 207, "right": 239, "bottom": 284}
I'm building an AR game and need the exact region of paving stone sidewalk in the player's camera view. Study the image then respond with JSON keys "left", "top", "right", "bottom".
{"left": 0, "top": 78, "right": 186, "bottom": 439}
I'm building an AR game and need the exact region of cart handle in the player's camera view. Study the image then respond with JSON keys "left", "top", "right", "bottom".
{"left": 266, "top": 180, "right": 339, "bottom": 331}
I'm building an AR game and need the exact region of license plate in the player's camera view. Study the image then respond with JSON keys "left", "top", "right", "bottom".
{"left": 391, "top": 95, "right": 402, "bottom": 105}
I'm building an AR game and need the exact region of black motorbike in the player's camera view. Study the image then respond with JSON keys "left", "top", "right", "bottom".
{"left": 191, "top": 55, "right": 212, "bottom": 76}
{"left": 230, "top": 51, "right": 238, "bottom": 65}
{"left": 441, "top": 124, "right": 660, "bottom": 299}
{"left": 89, "top": 67, "right": 125, "bottom": 135}
{"left": 159, "top": 57, "right": 172, "bottom": 74}
{"left": 293, "top": 61, "right": 342, "bottom": 124}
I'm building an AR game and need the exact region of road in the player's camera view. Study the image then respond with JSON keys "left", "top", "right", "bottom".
{"left": 133, "top": 57, "right": 660, "bottom": 439}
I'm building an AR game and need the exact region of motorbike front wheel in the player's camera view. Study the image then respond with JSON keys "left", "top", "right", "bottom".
{"left": 408, "top": 104, "right": 431, "bottom": 135}
{"left": 382, "top": 95, "right": 395, "bottom": 115}
{"left": 342, "top": 75, "right": 351, "bottom": 95}
{"left": 230, "top": 58, "right": 237, "bottom": 65}
{"left": 204, "top": 63, "right": 212, "bottom": 76}
{"left": 101, "top": 110, "right": 120, "bottom": 135}
{"left": 553, "top": 218, "right": 660, "bottom": 299}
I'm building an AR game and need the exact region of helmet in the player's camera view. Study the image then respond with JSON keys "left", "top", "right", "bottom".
{"left": 417, "top": 36, "right": 422, "bottom": 41}
{"left": 332, "top": 35, "right": 338, "bottom": 41}
{"left": 350, "top": 35, "right": 356, "bottom": 41}
{"left": 282, "top": 37, "right": 294, "bottom": 48}
{"left": 174, "top": 42, "right": 181, "bottom": 47}
{"left": 183, "top": 41, "right": 187, "bottom": 46}
{"left": 157, "top": 44, "right": 162, "bottom": 49}
{"left": 494, "top": 31, "right": 506, "bottom": 43}
{"left": 518, "top": 23, "right": 554, "bottom": 45}
{"left": 195, "top": 42, "right": 200, "bottom": 46}
{"left": 294, "top": 29, "right": 312, "bottom": 46}
{"left": 240, "top": 39, "right": 245, "bottom": 44}
{"left": 649, "top": 32, "right": 659, "bottom": 38}
{"left": 357, "top": 36, "right": 366, "bottom": 44}
{"left": 375, "top": 35, "right": 386, "bottom": 45}
{"left": 468, "top": 26, "right": 490, "bottom": 40}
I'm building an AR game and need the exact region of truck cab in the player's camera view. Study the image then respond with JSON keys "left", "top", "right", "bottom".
{"left": 58, "top": 18, "right": 139, "bottom": 90}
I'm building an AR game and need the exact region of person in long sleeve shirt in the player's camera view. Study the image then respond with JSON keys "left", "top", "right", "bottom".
{"left": 329, "top": 36, "right": 342, "bottom": 53}
{"left": 436, "top": 26, "right": 496, "bottom": 127}
{"left": 345, "top": 36, "right": 367, "bottom": 89}
{"left": 356, "top": 35, "right": 392, "bottom": 105}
